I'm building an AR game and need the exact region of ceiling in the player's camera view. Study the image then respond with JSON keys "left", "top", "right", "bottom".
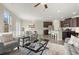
{"left": 2, "top": 3, "right": 79, "bottom": 21}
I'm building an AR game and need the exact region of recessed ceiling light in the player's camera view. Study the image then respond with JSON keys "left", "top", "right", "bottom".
{"left": 57, "top": 10, "right": 61, "bottom": 13}
{"left": 72, "top": 12, "right": 76, "bottom": 15}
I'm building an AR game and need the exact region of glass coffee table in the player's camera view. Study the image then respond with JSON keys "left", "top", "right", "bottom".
{"left": 23, "top": 39, "right": 49, "bottom": 55}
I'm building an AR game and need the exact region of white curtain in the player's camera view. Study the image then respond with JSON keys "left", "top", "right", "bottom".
{"left": 15, "top": 20, "right": 21, "bottom": 37}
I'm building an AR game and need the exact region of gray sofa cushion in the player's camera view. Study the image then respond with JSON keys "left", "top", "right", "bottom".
{"left": 4, "top": 40, "right": 19, "bottom": 52}
{"left": 2, "top": 33, "right": 13, "bottom": 42}
{"left": 64, "top": 36, "right": 79, "bottom": 55}
{"left": 68, "top": 44, "right": 79, "bottom": 55}
{"left": 64, "top": 42, "right": 79, "bottom": 55}
{"left": 67, "top": 35, "right": 79, "bottom": 49}
{"left": 4, "top": 40, "right": 18, "bottom": 46}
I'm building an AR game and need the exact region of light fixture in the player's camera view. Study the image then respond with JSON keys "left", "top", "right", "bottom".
{"left": 57, "top": 10, "right": 61, "bottom": 13}
{"left": 72, "top": 12, "right": 76, "bottom": 15}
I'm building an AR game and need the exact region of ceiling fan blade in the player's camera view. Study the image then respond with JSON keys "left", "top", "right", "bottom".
{"left": 44, "top": 4, "right": 48, "bottom": 8}
{"left": 34, "top": 3, "right": 40, "bottom": 7}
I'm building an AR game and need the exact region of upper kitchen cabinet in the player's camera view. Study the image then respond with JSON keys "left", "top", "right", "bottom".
{"left": 60, "top": 18, "right": 71, "bottom": 27}
{"left": 76, "top": 17, "right": 79, "bottom": 26}
{"left": 60, "top": 17, "right": 79, "bottom": 27}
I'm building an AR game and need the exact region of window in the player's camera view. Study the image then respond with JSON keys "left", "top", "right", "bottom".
{"left": 16, "top": 20, "right": 21, "bottom": 37}
{"left": 3, "top": 10, "right": 12, "bottom": 32}
{"left": 3, "top": 10, "right": 9, "bottom": 23}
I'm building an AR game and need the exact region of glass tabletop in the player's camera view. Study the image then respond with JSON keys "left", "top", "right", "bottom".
{"left": 24, "top": 40, "right": 48, "bottom": 51}
{"left": 27, "top": 41, "right": 46, "bottom": 50}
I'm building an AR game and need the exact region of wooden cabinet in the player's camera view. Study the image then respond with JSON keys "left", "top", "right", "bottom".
{"left": 65, "top": 18, "right": 71, "bottom": 27}
{"left": 43, "top": 22, "right": 52, "bottom": 28}
{"left": 76, "top": 17, "right": 79, "bottom": 26}
{"left": 60, "top": 17, "right": 79, "bottom": 27}
{"left": 71, "top": 18, "right": 77, "bottom": 27}
{"left": 60, "top": 18, "right": 71, "bottom": 27}
{"left": 44, "top": 30, "right": 48, "bottom": 35}
{"left": 43, "top": 21, "right": 52, "bottom": 35}
{"left": 60, "top": 21, "right": 64, "bottom": 27}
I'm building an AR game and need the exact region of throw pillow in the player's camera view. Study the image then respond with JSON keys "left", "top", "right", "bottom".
{"left": 68, "top": 35, "right": 79, "bottom": 48}
{"left": 73, "top": 38, "right": 79, "bottom": 48}
{"left": 68, "top": 35, "right": 76, "bottom": 45}
{"left": 2, "top": 33, "right": 13, "bottom": 42}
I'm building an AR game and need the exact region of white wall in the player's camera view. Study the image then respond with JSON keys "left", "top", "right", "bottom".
{"left": 22, "top": 20, "right": 43, "bottom": 35}
{"left": 53, "top": 20, "right": 61, "bottom": 30}
{"left": 11, "top": 13, "right": 22, "bottom": 37}
{"left": 0, "top": 4, "right": 4, "bottom": 32}
{"left": 0, "top": 4, "right": 23, "bottom": 37}
{"left": 53, "top": 20, "right": 62, "bottom": 40}
{"left": 22, "top": 19, "right": 62, "bottom": 40}
{"left": 0, "top": 4, "right": 63, "bottom": 40}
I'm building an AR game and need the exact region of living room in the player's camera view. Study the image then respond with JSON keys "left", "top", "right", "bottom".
{"left": 0, "top": 3, "right": 79, "bottom": 55}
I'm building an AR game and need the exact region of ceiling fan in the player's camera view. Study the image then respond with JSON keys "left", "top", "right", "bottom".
{"left": 34, "top": 3, "right": 48, "bottom": 9}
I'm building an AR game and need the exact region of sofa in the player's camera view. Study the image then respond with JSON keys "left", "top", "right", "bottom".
{"left": 64, "top": 35, "right": 79, "bottom": 55}
{"left": 0, "top": 33, "right": 19, "bottom": 54}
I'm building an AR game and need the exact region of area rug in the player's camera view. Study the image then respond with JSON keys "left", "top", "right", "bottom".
{"left": 5, "top": 42, "right": 65, "bottom": 55}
